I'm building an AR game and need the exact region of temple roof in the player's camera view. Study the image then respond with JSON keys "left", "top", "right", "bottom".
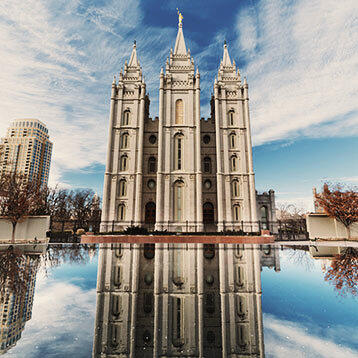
{"left": 128, "top": 41, "right": 140, "bottom": 67}
{"left": 174, "top": 24, "right": 187, "bottom": 55}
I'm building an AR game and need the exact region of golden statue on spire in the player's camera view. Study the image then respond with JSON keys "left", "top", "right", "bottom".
{"left": 177, "top": 8, "right": 183, "bottom": 26}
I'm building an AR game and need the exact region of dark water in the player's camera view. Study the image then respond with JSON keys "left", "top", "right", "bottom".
{"left": 0, "top": 243, "right": 357, "bottom": 357}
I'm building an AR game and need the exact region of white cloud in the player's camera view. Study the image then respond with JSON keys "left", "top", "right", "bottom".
{"left": 264, "top": 314, "right": 358, "bottom": 358}
{"left": 235, "top": 0, "right": 358, "bottom": 145}
{"left": 6, "top": 277, "right": 96, "bottom": 357}
{"left": 0, "top": 0, "right": 172, "bottom": 187}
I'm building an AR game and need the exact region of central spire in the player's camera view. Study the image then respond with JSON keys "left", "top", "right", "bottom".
{"left": 128, "top": 40, "right": 140, "bottom": 67}
{"left": 174, "top": 10, "right": 187, "bottom": 55}
{"left": 222, "top": 41, "right": 232, "bottom": 67}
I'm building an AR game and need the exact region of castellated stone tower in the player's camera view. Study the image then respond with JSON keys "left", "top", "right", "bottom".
{"left": 100, "top": 20, "right": 276, "bottom": 233}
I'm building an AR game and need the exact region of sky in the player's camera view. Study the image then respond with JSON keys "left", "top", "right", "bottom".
{"left": 0, "top": 0, "right": 357, "bottom": 210}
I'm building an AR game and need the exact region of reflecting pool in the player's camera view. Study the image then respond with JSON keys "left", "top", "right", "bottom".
{"left": 0, "top": 243, "right": 357, "bottom": 357}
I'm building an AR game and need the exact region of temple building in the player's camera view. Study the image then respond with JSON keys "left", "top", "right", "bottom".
{"left": 100, "top": 17, "right": 276, "bottom": 233}
{"left": 92, "top": 243, "right": 273, "bottom": 357}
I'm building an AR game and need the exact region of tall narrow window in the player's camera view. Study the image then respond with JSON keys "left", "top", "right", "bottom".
{"left": 148, "top": 157, "right": 156, "bottom": 173}
{"left": 234, "top": 205, "right": 240, "bottom": 221}
{"left": 118, "top": 179, "right": 126, "bottom": 197}
{"left": 228, "top": 110, "right": 234, "bottom": 126}
{"left": 118, "top": 204, "right": 126, "bottom": 221}
{"left": 174, "top": 181, "right": 184, "bottom": 222}
{"left": 232, "top": 180, "right": 239, "bottom": 197}
{"left": 175, "top": 135, "right": 184, "bottom": 170}
{"left": 175, "top": 99, "right": 184, "bottom": 124}
{"left": 203, "top": 157, "right": 212, "bottom": 173}
{"left": 172, "top": 297, "right": 184, "bottom": 347}
{"left": 122, "top": 110, "right": 130, "bottom": 125}
{"left": 230, "top": 133, "right": 236, "bottom": 148}
{"left": 173, "top": 245, "right": 184, "bottom": 286}
{"left": 231, "top": 156, "right": 237, "bottom": 171}
{"left": 120, "top": 155, "right": 128, "bottom": 171}
{"left": 121, "top": 133, "right": 129, "bottom": 149}
{"left": 260, "top": 206, "right": 269, "bottom": 230}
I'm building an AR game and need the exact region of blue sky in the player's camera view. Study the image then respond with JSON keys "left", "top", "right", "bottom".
{"left": 0, "top": 0, "right": 357, "bottom": 210}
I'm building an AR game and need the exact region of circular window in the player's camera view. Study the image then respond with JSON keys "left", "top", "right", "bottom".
{"left": 144, "top": 273, "right": 153, "bottom": 285}
{"left": 204, "top": 180, "right": 212, "bottom": 190}
{"left": 149, "top": 135, "right": 157, "bottom": 144}
{"left": 206, "top": 274, "right": 214, "bottom": 285}
{"left": 203, "top": 244, "right": 215, "bottom": 259}
{"left": 147, "top": 179, "right": 156, "bottom": 189}
{"left": 203, "top": 135, "right": 211, "bottom": 144}
{"left": 143, "top": 330, "right": 152, "bottom": 343}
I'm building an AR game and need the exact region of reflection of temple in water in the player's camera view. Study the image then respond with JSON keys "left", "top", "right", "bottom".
{"left": 93, "top": 244, "right": 279, "bottom": 357}
{"left": 0, "top": 245, "right": 44, "bottom": 354}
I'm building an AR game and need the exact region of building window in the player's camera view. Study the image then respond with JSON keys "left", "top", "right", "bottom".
{"left": 121, "top": 133, "right": 129, "bottom": 149}
{"left": 148, "top": 156, "right": 156, "bottom": 173}
{"left": 260, "top": 206, "right": 269, "bottom": 230}
{"left": 149, "top": 135, "right": 157, "bottom": 144}
{"left": 204, "top": 179, "right": 212, "bottom": 190}
{"left": 203, "top": 135, "right": 211, "bottom": 144}
{"left": 228, "top": 110, "right": 234, "bottom": 126}
{"left": 173, "top": 246, "right": 184, "bottom": 286}
{"left": 232, "top": 180, "right": 239, "bottom": 197}
{"left": 230, "top": 133, "right": 236, "bottom": 148}
{"left": 120, "top": 155, "right": 128, "bottom": 171}
{"left": 175, "top": 99, "right": 184, "bottom": 124}
{"left": 144, "top": 243, "right": 155, "bottom": 259}
{"left": 172, "top": 297, "right": 184, "bottom": 347}
{"left": 231, "top": 156, "right": 237, "bottom": 171}
{"left": 174, "top": 134, "right": 184, "bottom": 170}
{"left": 122, "top": 110, "right": 130, "bottom": 125}
{"left": 203, "top": 157, "right": 212, "bottom": 173}
{"left": 147, "top": 179, "right": 156, "bottom": 190}
{"left": 118, "top": 179, "right": 126, "bottom": 197}
{"left": 118, "top": 204, "right": 126, "bottom": 221}
{"left": 234, "top": 205, "right": 240, "bottom": 221}
{"left": 173, "top": 180, "right": 184, "bottom": 222}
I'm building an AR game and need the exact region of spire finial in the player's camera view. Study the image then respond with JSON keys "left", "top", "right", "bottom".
{"left": 177, "top": 8, "right": 183, "bottom": 27}
{"left": 224, "top": 40, "right": 227, "bottom": 46}
{"left": 134, "top": 40, "right": 136, "bottom": 46}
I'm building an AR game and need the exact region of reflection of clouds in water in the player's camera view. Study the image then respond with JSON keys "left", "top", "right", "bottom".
{"left": 264, "top": 313, "right": 358, "bottom": 358}
{"left": 5, "top": 278, "right": 96, "bottom": 357}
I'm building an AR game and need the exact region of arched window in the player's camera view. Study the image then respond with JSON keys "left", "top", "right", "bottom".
{"left": 203, "top": 202, "right": 214, "bottom": 224}
{"left": 174, "top": 134, "right": 184, "bottom": 170}
{"left": 118, "top": 204, "right": 126, "bottom": 221}
{"left": 120, "top": 133, "right": 129, "bottom": 149}
{"left": 228, "top": 110, "right": 234, "bottom": 126}
{"left": 260, "top": 206, "right": 269, "bottom": 230}
{"left": 173, "top": 180, "right": 184, "bottom": 222}
{"left": 173, "top": 245, "right": 184, "bottom": 286}
{"left": 145, "top": 202, "right": 156, "bottom": 224}
{"left": 120, "top": 155, "right": 128, "bottom": 171}
{"left": 148, "top": 157, "right": 156, "bottom": 173}
{"left": 118, "top": 179, "right": 126, "bottom": 197}
{"left": 122, "top": 110, "right": 130, "bottom": 125}
{"left": 232, "top": 180, "right": 239, "bottom": 197}
{"left": 172, "top": 297, "right": 184, "bottom": 347}
{"left": 231, "top": 155, "right": 237, "bottom": 171}
{"left": 203, "top": 157, "right": 212, "bottom": 173}
{"left": 230, "top": 133, "right": 236, "bottom": 149}
{"left": 233, "top": 205, "right": 240, "bottom": 221}
{"left": 175, "top": 99, "right": 184, "bottom": 124}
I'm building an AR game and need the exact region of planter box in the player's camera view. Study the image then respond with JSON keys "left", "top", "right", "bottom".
{"left": 0, "top": 215, "right": 50, "bottom": 242}
{"left": 306, "top": 213, "right": 358, "bottom": 240}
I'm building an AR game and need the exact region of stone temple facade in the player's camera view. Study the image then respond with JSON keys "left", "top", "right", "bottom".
{"left": 101, "top": 21, "right": 276, "bottom": 233}
{"left": 92, "top": 243, "right": 281, "bottom": 357}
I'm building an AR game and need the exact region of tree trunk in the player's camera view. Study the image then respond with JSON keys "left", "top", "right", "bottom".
{"left": 11, "top": 222, "right": 17, "bottom": 243}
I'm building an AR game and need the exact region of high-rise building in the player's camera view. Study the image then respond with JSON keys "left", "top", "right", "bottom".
{"left": 101, "top": 18, "right": 276, "bottom": 233}
{"left": 93, "top": 243, "right": 276, "bottom": 357}
{"left": 0, "top": 245, "right": 44, "bottom": 354}
{"left": 0, "top": 119, "right": 52, "bottom": 186}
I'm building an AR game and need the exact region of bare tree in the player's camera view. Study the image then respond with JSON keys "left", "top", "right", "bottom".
{"left": 0, "top": 173, "right": 47, "bottom": 242}
{"left": 315, "top": 183, "right": 358, "bottom": 239}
